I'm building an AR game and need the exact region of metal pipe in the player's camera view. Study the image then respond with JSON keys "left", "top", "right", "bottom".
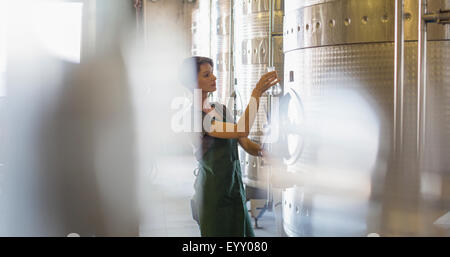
{"left": 394, "top": 0, "right": 405, "bottom": 154}
{"left": 229, "top": 0, "right": 236, "bottom": 122}
{"left": 268, "top": 0, "right": 273, "bottom": 68}
{"left": 417, "top": 0, "right": 428, "bottom": 158}
{"left": 265, "top": 0, "right": 275, "bottom": 209}
{"left": 229, "top": 0, "right": 234, "bottom": 103}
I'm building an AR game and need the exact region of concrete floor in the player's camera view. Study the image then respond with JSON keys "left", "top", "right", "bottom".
{"left": 139, "top": 155, "right": 278, "bottom": 237}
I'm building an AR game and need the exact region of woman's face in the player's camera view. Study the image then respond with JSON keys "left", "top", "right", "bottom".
{"left": 197, "top": 63, "right": 216, "bottom": 93}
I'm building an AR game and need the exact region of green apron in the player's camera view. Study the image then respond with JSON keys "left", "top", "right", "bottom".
{"left": 193, "top": 106, "right": 255, "bottom": 237}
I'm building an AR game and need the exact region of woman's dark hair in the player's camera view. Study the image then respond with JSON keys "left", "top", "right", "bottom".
{"left": 179, "top": 56, "right": 214, "bottom": 90}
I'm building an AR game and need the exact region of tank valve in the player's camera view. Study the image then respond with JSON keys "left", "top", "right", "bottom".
{"left": 423, "top": 9, "right": 450, "bottom": 24}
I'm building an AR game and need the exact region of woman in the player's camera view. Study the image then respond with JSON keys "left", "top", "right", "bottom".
{"left": 180, "top": 56, "right": 280, "bottom": 237}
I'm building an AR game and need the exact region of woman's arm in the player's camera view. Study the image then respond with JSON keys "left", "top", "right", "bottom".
{"left": 206, "top": 89, "right": 261, "bottom": 139}
{"left": 238, "top": 137, "right": 262, "bottom": 156}
{"left": 205, "top": 71, "right": 279, "bottom": 139}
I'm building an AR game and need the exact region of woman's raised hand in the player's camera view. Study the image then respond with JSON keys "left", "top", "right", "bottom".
{"left": 253, "top": 71, "right": 281, "bottom": 96}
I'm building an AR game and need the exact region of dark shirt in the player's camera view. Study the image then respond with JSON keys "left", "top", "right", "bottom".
{"left": 191, "top": 102, "right": 234, "bottom": 161}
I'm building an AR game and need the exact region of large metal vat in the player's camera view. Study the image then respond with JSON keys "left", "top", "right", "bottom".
{"left": 233, "top": 0, "right": 285, "bottom": 199}
{"left": 280, "top": 0, "right": 450, "bottom": 236}
{"left": 211, "top": 0, "right": 232, "bottom": 103}
{"left": 191, "top": 1, "right": 211, "bottom": 57}
{"left": 191, "top": 0, "right": 230, "bottom": 105}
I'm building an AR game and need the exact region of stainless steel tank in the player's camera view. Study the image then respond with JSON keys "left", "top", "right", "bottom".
{"left": 191, "top": 1, "right": 211, "bottom": 57}
{"left": 280, "top": 0, "right": 450, "bottom": 236}
{"left": 233, "top": 0, "right": 285, "bottom": 196}
{"left": 211, "top": 0, "right": 232, "bottom": 104}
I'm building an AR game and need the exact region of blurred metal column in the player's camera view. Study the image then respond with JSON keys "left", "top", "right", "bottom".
{"left": 417, "top": 0, "right": 427, "bottom": 158}
{"left": 394, "top": 0, "right": 405, "bottom": 154}
{"left": 229, "top": 0, "right": 235, "bottom": 107}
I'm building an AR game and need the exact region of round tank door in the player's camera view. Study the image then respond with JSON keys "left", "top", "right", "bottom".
{"left": 271, "top": 88, "right": 305, "bottom": 166}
